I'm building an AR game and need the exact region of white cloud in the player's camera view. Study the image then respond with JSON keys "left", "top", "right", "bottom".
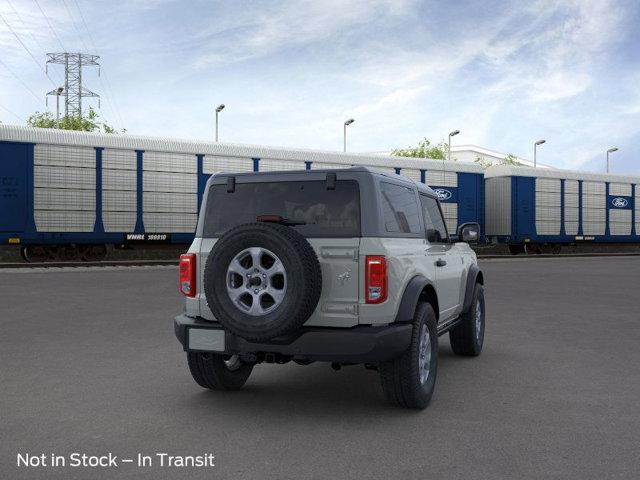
{"left": 448, "top": 0, "right": 627, "bottom": 115}
{"left": 1, "top": 0, "right": 639, "bottom": 173}
{"left": 192, "top": 0, "right": 416, "bottom": 68}
{"left": 528, "top": 72, "right": 592, "bottom": 102}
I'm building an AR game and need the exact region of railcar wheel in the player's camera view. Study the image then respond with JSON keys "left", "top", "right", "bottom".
{"left": 58, "top": 246, "right": 80, "bottom": 261}
{"left": 22, "top": 245, "right": 49, "bottom": 263}
{"left": 79, "top": 244, "right": 108, "bottom": 262}
{"left": 508, "top": 244, "right": 524, "bottom": 255}
{"left": 524, "top": 243, "right": 542, "bottom": 255}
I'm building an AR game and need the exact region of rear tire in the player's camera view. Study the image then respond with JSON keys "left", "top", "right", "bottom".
{"left": 449, "top": 283, "right": 485, "bottom": 356}
{"left": 379, "top": 302, "right": 438, "bottom": 409}
{"left": 187, "top": 352, "right": 253, "bottom": 391}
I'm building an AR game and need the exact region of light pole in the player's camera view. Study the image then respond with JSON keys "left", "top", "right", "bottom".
{"left": 448, "top": 129, "right": 460, "bottom": 161}
{"left": 533, "top": 139, "right": 546, "bottom": 167}
{"left": 215, "top": 104, "right": 225, "bottom": 142}
{"left": 55, "top": 87, "right": 64, "bottom": 127}
{"left": 343, "top": 118, "right": 354, "bottom": 152}
{"left": 606, "top": 147, "right": 618, "bottom": 173}
{"left": 46, "top": 86, "right": 65, "bottom": 126}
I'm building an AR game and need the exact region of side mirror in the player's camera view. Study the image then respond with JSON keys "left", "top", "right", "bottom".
{"left": 456, "top": 222, "right": 480, "bottom": 244}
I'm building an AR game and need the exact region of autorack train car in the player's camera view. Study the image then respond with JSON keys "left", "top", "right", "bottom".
{"left": 0, "top": 125, "right": 485, "bottom": 262}
{"left": 485, "top": 165, "right": 640, "bottom": 254}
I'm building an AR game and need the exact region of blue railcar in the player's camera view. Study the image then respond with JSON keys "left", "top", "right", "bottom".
{"left": 0, "top": 125, "right": 485, "bottom": 261}
{"left": 485, "top": 165, "right": 640, "bottom": 254}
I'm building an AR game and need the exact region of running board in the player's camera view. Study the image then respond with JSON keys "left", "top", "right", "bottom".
{"left": 437, "top": 316, "right": 462, "bottom": 336}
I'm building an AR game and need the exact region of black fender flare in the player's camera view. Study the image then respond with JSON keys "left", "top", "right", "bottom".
{"left": 461, "top": 264, "right": 483, "bottom": 314}
{"left": 394, "top": 275, "right": 437, "bottom": 323}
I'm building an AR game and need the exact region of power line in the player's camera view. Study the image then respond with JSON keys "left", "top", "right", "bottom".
{"left": 0, "top": 12, "right": 57, "bottom": 88}
{"left": 0, "top": 57, "right": 46, "bottom": 105}
{"left": 32, "top": 0, "right": 98, "bottom": 121}
{"left": 5, "top": 0, "right": 65, "bottom": 85}
{"left": 69, "top": 0, "right": 126, "bottom": 128}
{"left": 6, "top": 0, "right": 47, "bottom": 53}
{"left": 70, "top": 0, "right": 97, "bottom": 48}
{"left": 71, "top": 0, "right": 125, "bottom": 127}
{"left": 60, "top": 0, "right": 90, "bottom": 52}
{"left": 98, "top": 71, "right": 124, "bottom": 129}
{"left": 33, "top": 0, "right": 67, "bottom": 52}
{"left": 0, "top": 103, "right": 24, "bottom": 122}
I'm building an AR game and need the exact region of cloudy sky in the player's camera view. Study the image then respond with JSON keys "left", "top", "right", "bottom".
{"left": 1, "top": 0, "right": 639, "bottom": 173}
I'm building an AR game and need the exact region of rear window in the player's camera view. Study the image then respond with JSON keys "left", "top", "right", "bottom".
{"left": 203, "top": 180, "right": 360, "bottom": 238}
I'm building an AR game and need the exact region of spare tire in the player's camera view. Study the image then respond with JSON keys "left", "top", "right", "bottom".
{"left": 203, "top": 222, "right": 322, "bottom": 341}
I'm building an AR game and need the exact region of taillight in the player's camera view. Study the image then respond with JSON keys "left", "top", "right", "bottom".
{"left": 179, "top": 254, "right": 197, "bottom": 297}
{"left": 365, "top": 255, "right": 387, "bottom": 304}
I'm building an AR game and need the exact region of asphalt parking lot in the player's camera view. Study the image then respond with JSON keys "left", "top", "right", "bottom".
{"left": 2, "top": 257, "right": 640, "bottom": 480}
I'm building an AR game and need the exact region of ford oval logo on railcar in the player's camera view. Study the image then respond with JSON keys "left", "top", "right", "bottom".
{"left": 611, "top": 197, "right": 629, "bottom": 208}
{"left": 434, "top": 189, "right": 452, "bottom": 201}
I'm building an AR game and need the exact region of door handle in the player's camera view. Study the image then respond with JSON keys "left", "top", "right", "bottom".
{"left": 435, "top": 258, "right": 447, "bottom": 267}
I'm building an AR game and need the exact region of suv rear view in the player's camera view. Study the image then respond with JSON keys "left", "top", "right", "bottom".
{"left": 174, "top": 167, "right": 485, "bottom": 409}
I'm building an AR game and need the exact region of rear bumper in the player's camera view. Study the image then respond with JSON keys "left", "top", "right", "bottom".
{"left": 174, "top": 314, "right": 412, "bottom": 363}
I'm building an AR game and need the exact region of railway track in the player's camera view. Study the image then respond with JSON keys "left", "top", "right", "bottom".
{"left": 2, "top": 252, "right": 640, "bottom": 268}
{"left": 0, "top": 260, "right": 179, "bottom": 269}
{"left": 479, "top": 252, "right": 640, "bottom": 259}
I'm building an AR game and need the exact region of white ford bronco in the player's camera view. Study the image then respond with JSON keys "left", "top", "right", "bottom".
{"left": 174, "top": 167, "right": 485, "bottom": 409}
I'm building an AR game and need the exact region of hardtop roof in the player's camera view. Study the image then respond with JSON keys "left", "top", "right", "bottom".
{"left": 208, "top": 166, "right": 439, "bottom": 197}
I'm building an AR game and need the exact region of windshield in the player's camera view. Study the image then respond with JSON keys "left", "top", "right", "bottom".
{"left": 203, "top": 180, "right": 360, "bottom": 238}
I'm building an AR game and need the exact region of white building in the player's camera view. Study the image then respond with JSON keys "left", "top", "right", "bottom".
{"left": 451, "top": 145, "right": 552, "bottom": 169}
{"left": 370, "top": 145, "right": 553, "bottom": 169}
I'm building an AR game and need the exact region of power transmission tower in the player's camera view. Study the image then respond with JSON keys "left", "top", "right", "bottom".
{"left": 46, "top": 53, "right": 100, "bottom": 118}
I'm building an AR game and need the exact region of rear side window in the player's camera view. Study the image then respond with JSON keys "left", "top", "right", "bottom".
{"left": 203, "top": 180, "right": 360, "bottom": 238}
{"left": 420, "top": 194, "right": 448, "bottom": 243}
{"left": 380, "top": 182, "right": 421, "bottom": 234}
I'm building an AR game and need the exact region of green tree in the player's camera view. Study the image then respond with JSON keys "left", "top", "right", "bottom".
{"left": 474, "top": 153, "right": 523, "bottom": 168}
{"left": 391, "top": 138, "right": 449, "bottom": 160}
{"left": 474, "top": 156, "right": 492, "bottom": 168}
{"left": 27, "top": 107, "right": 124, "bottom": 133}
{"left": 502, "top": 153, "right": 522, "bottom": 166}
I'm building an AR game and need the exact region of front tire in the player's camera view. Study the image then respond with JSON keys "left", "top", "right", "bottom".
{"left": 187, "top": 352, "right": 253, "bottom": 390}
{"left": 449, "top": 283, "right": 485, "bottom": 356}
{"left": 379, "top": 302, "right": 438, "bottom": 409}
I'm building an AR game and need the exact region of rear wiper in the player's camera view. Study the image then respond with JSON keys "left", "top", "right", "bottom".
{"left": 256, "top": 214, "right": 306, "bottom": 226}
